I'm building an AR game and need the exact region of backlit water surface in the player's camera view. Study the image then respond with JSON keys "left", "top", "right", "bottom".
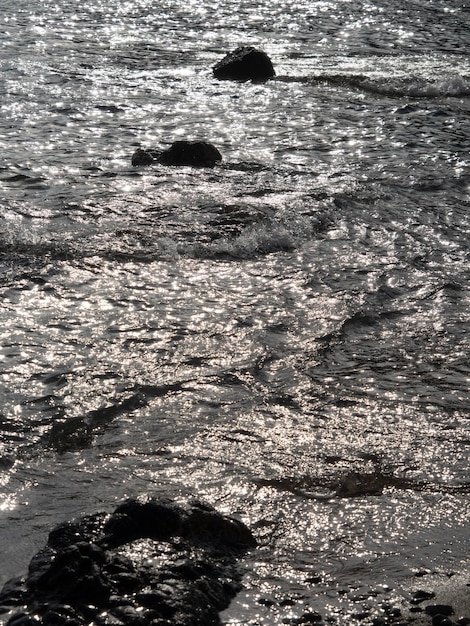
{"left": 0, "top": 0, "right": 469, "bottom": 623}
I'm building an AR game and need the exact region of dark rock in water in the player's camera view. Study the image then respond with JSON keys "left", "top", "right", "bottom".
{"left": 296, "top": 610, "right": 324, "bottom": 623}
{"left": 158, "top": 140, "right": 222, "bottom": 167}
{"left": 0, "top": 577, "right": 25, "bottom": 609}
{"left": 182, "top": 499, "right": 257, "bottom": 547}
{"left": 132, "top": 141, "right": 222, "bottom": 168}
{"left": 432, "top": 618, "right": 454, "bottom": 626}
{"left": 101, "top": 497, "right": 184, "bottom": 546}
{"left": 411, "top": 589, "right": 436, "bottom": 604}
{"left": 335, "top": 471, "right": 385, "bottom": 497}
{"left": 131, "top": 147, "right": 159, "bottom": 166}
{"left": 46, "top": 416, "right": 93, "bottom": 454}
{"left": 1, "top": 497, "right": 255, "bottom": 626}
{"left": 213, "top": 46, "right": 275, "bottom": 82}
{"left": 425, "top": 605, "right": 455, "bottom": 617}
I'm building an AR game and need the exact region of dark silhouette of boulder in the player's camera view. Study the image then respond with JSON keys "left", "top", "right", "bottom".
{"left": 101, "top": 497, "right": 183, "bottom": 546}
{"left": 131, "top": 147, "right": 159, "bottom": 166}
{"left": 158, "top": 140, "right": 222, "bottom": 167}
{"left": 213, "top": 46, "right": 275, "bottom": 82}
{"left": 0, "top": 497, "right": 255, "bottom": 626}
{"left": 182, "top": 500, "right": 257, "bottom": 547}
{"left": 425, "top": 605, "right": 454, "bottom": 617}
{"left": 131, "top": 141, "right": 222, "bottom": 168}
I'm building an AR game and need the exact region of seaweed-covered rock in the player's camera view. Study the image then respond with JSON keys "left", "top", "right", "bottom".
{"left": 131, "top": 141, "right": 222, "bottom": 168}
{"left": 213, "top": 46, "right": 275, "bottom": 82}
{"left": 0, "top": 497, "right": 255, "bottom": 626}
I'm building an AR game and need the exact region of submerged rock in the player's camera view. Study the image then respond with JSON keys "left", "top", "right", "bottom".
{"left": 0, "top": 497, "right": 255, "bottom": 626}
{"left": 213, "top": 46, "right": 275, "bottom": 82}
{"left": 131, "top": 140, "right": 222, "bottom": 168}
{"left": 335, "top": 471, "right": 385, "bottom": 497}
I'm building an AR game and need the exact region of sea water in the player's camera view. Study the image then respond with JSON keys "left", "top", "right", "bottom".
{"left": 0, "top": 0, "right": 469, "bottom": 623}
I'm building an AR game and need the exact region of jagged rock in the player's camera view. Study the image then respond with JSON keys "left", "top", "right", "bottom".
{"left": 213, "top": 46, "right": 275, "bottom": 82}
{"left": 131, "top": 141, "right": 222, "bottom": 168}
{"left": 0, "top": 497, "right": 255, "bottom": 626}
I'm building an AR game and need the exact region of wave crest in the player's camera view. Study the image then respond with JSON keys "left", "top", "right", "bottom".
{"left": 294, "top": 72, "right": 470, "bottom": 98}
{"left": 186, "top": 213, "right": 329, "bottom": 260}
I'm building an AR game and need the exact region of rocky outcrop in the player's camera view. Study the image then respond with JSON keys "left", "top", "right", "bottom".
{"left": 0, "top": 497, "right": 256, "bottom": 626}
{"left": 213, "top": 46, "right": 275, "bottom": 82}
{"left": 131, "top": 141, "right": 222, "bottom": 168}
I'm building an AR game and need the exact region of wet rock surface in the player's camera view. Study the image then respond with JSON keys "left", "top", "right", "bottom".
{"left": 1, "top": 498, "right": 468, "bottom": 626}
{"left": 212, "top": 46, "right": 275, "bottom": 82}
{"left": 0, "top": 497, "right": 255, "bottom": 626}
{"left": 131, "top": 147, "right": 161, "bottom": 167}
{"left": 131, "top": 141, "right": 222, "bottom": 168}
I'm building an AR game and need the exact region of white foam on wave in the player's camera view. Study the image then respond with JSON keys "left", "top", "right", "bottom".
{"left": 311, "top": 71, "right": 470, "bottom": 98}
{"left": 187, "top": 213, "right": 327, "bottom": 260}
{"left": 395, "top": 74, "right": 470, "bottom": 98}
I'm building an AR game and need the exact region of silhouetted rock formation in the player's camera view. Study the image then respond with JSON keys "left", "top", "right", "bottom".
{"left": 131, "top": 147, "right": 160, "bottom": 166}
{"left": 132, "top": 141, "right": 222, "bottom": 168}
{"left": 0, "top": 497, "right": 255, "bottom": 626}
{"left": 213, "top": 46, "right": 275, "bottom": 82}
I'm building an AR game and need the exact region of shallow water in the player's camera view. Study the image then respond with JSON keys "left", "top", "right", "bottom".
{"left": 0, "top": 0, "right": 469, "bottom": 623}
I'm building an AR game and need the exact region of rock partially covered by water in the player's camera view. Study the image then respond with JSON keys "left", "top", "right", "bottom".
{"left": 132, "top": 141, "right": 222, "bottom": 168}
{"left": 213, "top": 46, "right": 275, "bottom": 82}
{"left": 131, "top": 147, "right": 160, "bottom": 166}
{"left": 0, "top": 497, "right": 256, "bottom": 626}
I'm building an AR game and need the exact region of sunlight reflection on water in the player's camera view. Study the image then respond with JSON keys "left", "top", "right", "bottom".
{"left": 0, "top": 0, "right": 469, "bottom": 621}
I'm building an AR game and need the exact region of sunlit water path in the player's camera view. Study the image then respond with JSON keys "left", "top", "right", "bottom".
{"left": 0, "top": 0, "right": 469, "bottom": 623}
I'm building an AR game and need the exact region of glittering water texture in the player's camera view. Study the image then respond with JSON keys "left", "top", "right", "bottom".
{"left": 0, "top": 0, "right": 469, "bottom": 623}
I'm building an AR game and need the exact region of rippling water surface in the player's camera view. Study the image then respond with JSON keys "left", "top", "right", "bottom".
{"left": 0, "top": 0, "right": 469, "bottom": 623}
